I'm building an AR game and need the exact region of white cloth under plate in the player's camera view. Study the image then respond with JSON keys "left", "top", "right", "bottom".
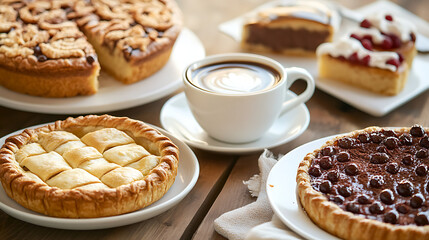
{"left": 214, "top": 149, "right": 302, "bottom": 240}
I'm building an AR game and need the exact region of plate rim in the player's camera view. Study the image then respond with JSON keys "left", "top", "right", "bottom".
{"left": 0, "top": 122, "right": 200, "bottom": 230}
{"left": 0, "top": 28, "right": 205, "bottom": 114}
{"left": 160, "top": 92, "right": 310, "bottom": 154}
{"left": 266, "top": 135, "right": 340, "bottom": 240}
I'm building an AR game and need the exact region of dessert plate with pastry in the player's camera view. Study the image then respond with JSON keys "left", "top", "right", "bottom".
{"left": 219, "top": 0, "right": 429, "bottom": 116}
{"left": 0, "top": 115, "right": 199, "bottom": 229}
{"left": 0, "top": 0, "right": 205, "bottom": 114}
{"left": 268, "top": 125, "right": 429, "bottom": 240}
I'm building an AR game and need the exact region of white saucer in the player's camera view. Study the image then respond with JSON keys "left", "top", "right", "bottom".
{"left": 266, "top": 135, "right": 340, "bottom": 240}
{"left": 160, "top": 92, "right": 310, "bottom": 154}
{"left": 0, "top": 123, "right": 199, "bottom": 230}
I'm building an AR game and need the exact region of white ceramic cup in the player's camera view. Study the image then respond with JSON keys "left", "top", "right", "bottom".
{"left": 183, "top": 53, "right": 315, "bottom": 143}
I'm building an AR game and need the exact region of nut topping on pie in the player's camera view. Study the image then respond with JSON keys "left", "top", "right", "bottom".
{"left": 0, "top": 115, "right": 179, "bottom": 218}
{"left": 0, "top": 0, "right": 182, "bottom": 97}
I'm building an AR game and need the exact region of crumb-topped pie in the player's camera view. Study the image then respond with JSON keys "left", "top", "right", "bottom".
{"left": 297, "top": 126, "right": 429, "bottom": 240}
{"left": 0, "top": 115, "right": 179, "bottom": 218}
{"left": 0, "top": 0, "right": 182, "bottom": 97}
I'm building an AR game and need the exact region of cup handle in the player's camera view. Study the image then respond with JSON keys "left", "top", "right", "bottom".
{"left": 280, "top": 67, "right": 315, "bottom": 115}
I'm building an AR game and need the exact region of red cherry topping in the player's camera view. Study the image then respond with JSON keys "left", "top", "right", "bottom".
{"left": 381, "top": 37, "right": 393, "bottom": 49}
{"left": 362, "top": 55, "right": 371, "bottom": 66}
{"left": 386, "top": 58, "right": 400, "bottom": 69}
{"left": 390, "top": 34, "right": 402, "bottom": 48}
{"left": 349, "top": 52, "right": 359, "bottom": 63}
{"left": 385, "top": 15, "right": 393, "bottom": 21}
{"left": 350, "top": 34, "right": 361, "bottom": 41}
{"left": 360, "top": 19, "right": 372, "bottom": 28}
{"left": 410, "top": 32, "right": 416, "bottom": 42}
{"left": 361, "top": 39, "right": 373, "bottom": 51}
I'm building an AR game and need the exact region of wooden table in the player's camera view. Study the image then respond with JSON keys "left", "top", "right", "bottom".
{"left": 0, "top": 0, "right": 428, "bottom": 239}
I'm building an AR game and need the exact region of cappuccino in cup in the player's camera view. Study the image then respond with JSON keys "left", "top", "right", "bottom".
{"left": 183, "top": 53, "right": 315, "bottom": 143}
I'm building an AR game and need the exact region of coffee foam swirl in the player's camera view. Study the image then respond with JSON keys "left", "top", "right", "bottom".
{"left": 190, "top": 62, "right": 279, "bottom": 95}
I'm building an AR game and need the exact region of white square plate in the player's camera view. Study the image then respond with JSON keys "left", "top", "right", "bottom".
{"left": 219, "top": 0, "right": 429, "bottom": 116}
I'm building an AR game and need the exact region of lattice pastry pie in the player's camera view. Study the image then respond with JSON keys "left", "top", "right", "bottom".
{"left": 0, "top": 115, "right": 179, "bottom": 218}
{"left": 297, "top": 126, "right": 429, "bottom": 240}
{"left": 0, "top": 0, "right": 182, "bottom": 97}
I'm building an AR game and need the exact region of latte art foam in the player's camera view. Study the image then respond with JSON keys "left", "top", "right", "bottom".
{"left": 190, "top": 62, "right": 280, "bottom": 95}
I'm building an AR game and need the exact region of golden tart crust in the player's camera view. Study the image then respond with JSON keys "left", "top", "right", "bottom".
{"left": 297, "top": 126, "right": 429, "bottom": 240}
{"left": 0, "top": 115, "right": 179, "bottom": 218}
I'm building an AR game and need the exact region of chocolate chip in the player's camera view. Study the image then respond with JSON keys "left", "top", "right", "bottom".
{"left": 357, "top": 195, "right": 371, "bottom": 204}
{"left": 382, "top": 130, "right": 397, "bottom": 138}
{"left": 345, "top": 163, "right": 359, "bottom": 176}
{"left": 346, "top": 203, "right": 360, "bottom": 213}
{"left": 420, "top": 136, "right": 429, "bottom": 148}
{"left": 321, "top": 146, "right": 335, "bottom": 156}
{"left": 399, "top": 133, "right": 413, "bottom": 145}
{"left": 37, "top": 55, "right": 47, "bottom": 62}
{"left": 397, "top": 181, "right": 414, "bottom": 197}
{"left": 358, "top": 133, "right": 370, "bottom": 143}
{"left": 33, "top": 45, "right": 42, "bottom": 56}
{"left": 396, "top": 204, "right": 409, "bottom": 213}
{"left": 327, "top": 171, "right": 339, "bottom": 182}
{"left": 338, "top": 186, "right": 352, "bottom": 197}
{"left": 416, "top": 149, "right": 428, "bottom": 158}
{"left": 308, "top": 166, "right": 321, "bottom": 177}
{"left": 330, "top": 195, "right": 345, "bottom": 204}
{"left": 427, "top": 182, "right": 429, "bottom": 193}
{"left": 319, "top": 181, "right": 332, "bottom": 194}
{"left": 369, "top": 202, "right": 384, "bottom": 214}
{"left": 336, "top": 152, "right": 350, "bottom": 162}
{"left": 416, "top": 165, "right": 428, "bottom": 176}
{"left": 386, "top": 163, "right": 399, "bottom": 174}
{"left": 415, "top": 213, "right": 429, "bottom": 226}
{"left": 370, "top": 153, "right": 389, "bottom": 164}
{"left": 410, "top": 125, "right": 425, "bottom": 137}
{"left": 383, "top": 211, "right": 398, "bottom": 224}
{"left": 380, "top": 189, "right": 395, "bottom": 204}
{"left": 86, "top": 55, "right": 96, "bottom": 64}
{"left": 410, "top": 194, "right": 425, "bottom": 208}
{"left": 402, "top": 155, "right": 414, "bottom": 165}
{"left": 376, "top": 145, "right": 388, "bottom": 154}
{"left": 383, "top": 137, "right": 399, "bottom": 150}
{"left": 370, "top": 176, "right": 384, "bottom": 188}
{"left": 337, "top": 137, "right": 355, "bottom": 149}
{"left": 371, "top": 133, "right": 384, "bottom": 143}
{"left": 319, "top": 156, "right": 333, "bottom": 170}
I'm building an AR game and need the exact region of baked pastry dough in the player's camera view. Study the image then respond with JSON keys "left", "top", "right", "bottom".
{"left": 0, "top": 115, "right": 179, "bottom": 218}
{"left": 0, "top": 0, "right": 182, "bottom": 97}
{"left": 297, "top": 126, "right": 429, "bottom": 240}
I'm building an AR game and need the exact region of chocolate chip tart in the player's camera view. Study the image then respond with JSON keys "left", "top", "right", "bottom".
{"left": 0, "top": 0, "right": 182, "bottom": 97}
{"left": 297, "top": 125, "right": 429, "bottom": 240}
{"left": 0, "top": 115, "right": 179, "bottom": 218}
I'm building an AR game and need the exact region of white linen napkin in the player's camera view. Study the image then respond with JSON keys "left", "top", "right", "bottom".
{"left": 213, "top": 149, "right": 302, "bottom": 240}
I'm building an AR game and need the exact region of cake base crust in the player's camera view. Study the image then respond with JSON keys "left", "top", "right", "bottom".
{"left": 318, "top": 54, "right": 409, "bottom": 96}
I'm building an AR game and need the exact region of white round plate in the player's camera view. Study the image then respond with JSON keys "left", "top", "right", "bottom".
{"left": 0, "top": 28, "right": 205, "bottom": 114}
{"left": 0, "top": 124, "right": 199, "bottom": 230}
{"left": 160, "top": 92, "right": 310, "bottom": 154}
{"left": 266, "top": 136, "right": 340, "bottom": 240}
